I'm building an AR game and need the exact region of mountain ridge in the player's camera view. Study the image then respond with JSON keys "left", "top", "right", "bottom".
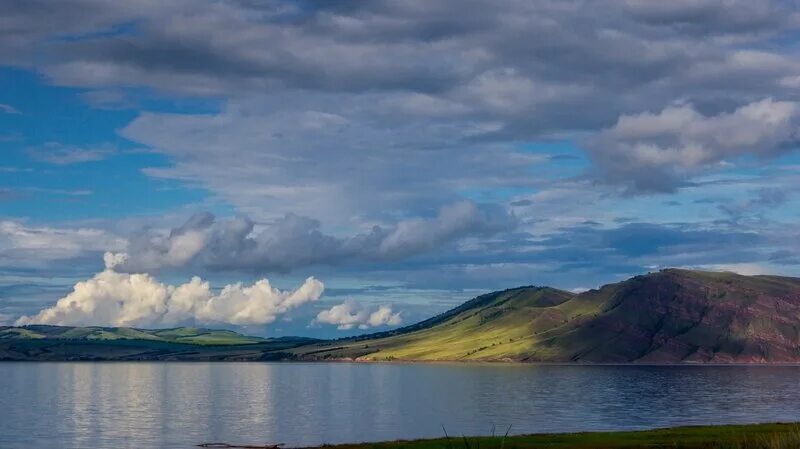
{"left": 290, "top": 268, "right": 800, "bottom": 363}
{"left": 4, "top": 268, "right": 800, "bottom": 363}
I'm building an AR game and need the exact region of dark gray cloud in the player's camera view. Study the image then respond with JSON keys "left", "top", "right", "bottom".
{"left": 113, "top": 201, "right": 516, "bottom": 273}
{"left": 623, "top": 0, "right": 790, "bottom": 35}
{"left": 326, "top": 216, "right": 793, "bottom": 292}
{"left": 4, "top": 0, "right": 800, "bottom": 199}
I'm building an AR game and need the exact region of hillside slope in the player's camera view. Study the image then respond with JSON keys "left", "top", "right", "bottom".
{"left": 0, "top": 325, "right": 267, "bottom": 345}
{"left": 293, "top": 269, "right": 800, "bottom": 363}
{"left": 0, "top": 325, "right": 317, "bottom": 361}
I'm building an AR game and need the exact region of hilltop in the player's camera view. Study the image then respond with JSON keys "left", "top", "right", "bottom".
{"left": 291, "top": 269, "right": 800, "bottom": 363}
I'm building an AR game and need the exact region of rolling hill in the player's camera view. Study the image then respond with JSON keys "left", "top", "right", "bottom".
{"left": 0, "top": 325, "right": 268, "bottom": 345}
{"left": 291, "top": 269, "right": 800, "bottom": 363}
{"left": 0, "top": 325, "right": 317, "bottom": 361}
{"left": 4, "top": 269, "right": 800, "bottom": 363}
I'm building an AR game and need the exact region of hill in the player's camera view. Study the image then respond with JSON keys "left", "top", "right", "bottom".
{"left": 0, "top": 325, "right": 269, "bottom": 345}
{"left": 291, "top": 269, "right": 800, "bottom": 363}
{"left": 0, "top": 325, "right": 317, "bottom": 361}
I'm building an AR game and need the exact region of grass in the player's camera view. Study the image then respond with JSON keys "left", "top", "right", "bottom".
{"left": 292, "top": 269, "right": 800, "bottom": 363}
{"left": 302, "top": 423, "right": 800, "bottom": 449}
{"left": 2, "top": 325, "right": 266, "bottom": 346}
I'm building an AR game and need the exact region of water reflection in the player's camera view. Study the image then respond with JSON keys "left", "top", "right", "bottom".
{"left": 2, "top": 363, "right": 800, "bottom": 448}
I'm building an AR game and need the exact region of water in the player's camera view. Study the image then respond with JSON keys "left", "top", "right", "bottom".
{"left": 2, "top": 363, "right": 800, "bottom": 448}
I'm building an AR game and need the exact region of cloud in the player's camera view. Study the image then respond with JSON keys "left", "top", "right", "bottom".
{"left": 3, "top": 0, "right": 800, "bottom": 308}
{"left": 622, "top": 0, "right": 789, "bottom": 34}
{"left": 4, "top": 0, "right": 800, "bottom": 212}
{"left": 585, "top": 99, "right": 800, "bottom": 192}
{"left": 111, "top": 201, "right": 515, "bottom": 273}
{"left": 0, "top": 220, "right": 125, "bottom": 268}
{"left": 378, "top": 201, "right": 514, "bottom": 258}
{"left": 718, "top": 187, "right": 792, "bottom": 219}
{"left": 27, "top": 142, "right": 114, "bottom": 165}
{"left": 0, "top": 103, "right": 19, "bottom": 114}
{"left": 694, "top": 263, "right": 773, "bottom": 276}
{"left": 313, "top": 299, "right": 402, "bottom": 330}
{"left": 15, "top": 256, "right": 324, "bottom": 327}
{"left": 122, "top": 97, "right": 541, "bottom": 224}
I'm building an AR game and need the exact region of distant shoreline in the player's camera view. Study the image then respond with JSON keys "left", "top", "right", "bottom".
{"left": 7, "top": 353, "right": 800, "bottom": 366}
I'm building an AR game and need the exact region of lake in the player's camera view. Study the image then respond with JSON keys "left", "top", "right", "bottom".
{"left": 2, "top": 363, "right": 800, "bottom": 448}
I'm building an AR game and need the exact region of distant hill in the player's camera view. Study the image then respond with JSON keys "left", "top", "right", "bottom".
{"left": 291, "top": 269, "right": 800, "bottom": 363}
{"left": 5, "top": 269, "right": 800, "bottom": 363}
{"left": 0, "top": 325, "right": 268, "bottom": 345}
{"left": 0, "top": 325, "right": 317, "bottom": 361}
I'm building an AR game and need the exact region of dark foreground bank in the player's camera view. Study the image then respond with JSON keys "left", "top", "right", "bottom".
{"left": 287, "top": 423, "right": 800, "bottom": 449}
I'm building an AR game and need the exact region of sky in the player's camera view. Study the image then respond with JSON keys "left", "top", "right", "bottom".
{"left": 1, "top": 0, "right": 800, "bottom": 337}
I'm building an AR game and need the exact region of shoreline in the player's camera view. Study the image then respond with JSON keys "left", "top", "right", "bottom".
{"left": 8, "top": 357, "right": 800, "bottom": 366}
{"left": 285, "top": 423, "right": 800, "bottom": 449}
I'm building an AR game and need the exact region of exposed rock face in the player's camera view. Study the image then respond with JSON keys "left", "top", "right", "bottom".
{"left": 294, "top": 269, "right": 800, "bottom": 363}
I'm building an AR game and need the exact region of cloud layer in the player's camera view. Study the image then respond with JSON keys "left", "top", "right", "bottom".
{"left": 314, "top": 299, "right": 402, "bottom": 330}
{"left": 16, "top": 254, "right": 324, "bottom": 327}
{"left": 5, "top": 0, "right": 800, "bottom": 222}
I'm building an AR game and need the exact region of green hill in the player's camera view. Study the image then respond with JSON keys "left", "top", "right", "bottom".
{"left": 0, "top": 325, "right": 266, "bottom": 345}
{"left": 291, "top": 269, "right": 800, "bottom": 362}
{"left": 0, "top": 325, "right": 318, "bottom": 361}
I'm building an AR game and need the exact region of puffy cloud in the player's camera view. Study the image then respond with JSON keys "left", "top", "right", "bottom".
{"left": 15, "top": 257, "right": 324, "bottom": 327}
{"left": 586, "top": 99, "right": 800, "bottom": 192}
{"left": 314, "top": 299, "right": 402, "bottom": 330}
{"left": 111, "top": 201, "right": 515, "bottom": 273}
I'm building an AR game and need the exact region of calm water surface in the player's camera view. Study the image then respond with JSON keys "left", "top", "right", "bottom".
{"left": 2, "top": 362, "right": 800, "bottom": 448}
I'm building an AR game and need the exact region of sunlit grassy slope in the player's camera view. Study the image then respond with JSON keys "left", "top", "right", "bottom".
{"left": 293, "top": 269, "right": 800, "bottom": 362}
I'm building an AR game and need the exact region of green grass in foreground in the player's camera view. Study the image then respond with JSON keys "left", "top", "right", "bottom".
{"left": 308, "top": 423, "right": 800, "bottom": 449}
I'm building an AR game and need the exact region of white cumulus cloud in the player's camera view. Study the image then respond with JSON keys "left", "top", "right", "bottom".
{"left": 314, "top": 299, "right": 402, "bottom": 330}
{"left": 15, "top": 253, "right": 324, "bottom": 327}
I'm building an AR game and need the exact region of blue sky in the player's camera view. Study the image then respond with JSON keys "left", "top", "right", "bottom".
{"left": 1, "top": 0, "right": 799, "bottom": 337}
